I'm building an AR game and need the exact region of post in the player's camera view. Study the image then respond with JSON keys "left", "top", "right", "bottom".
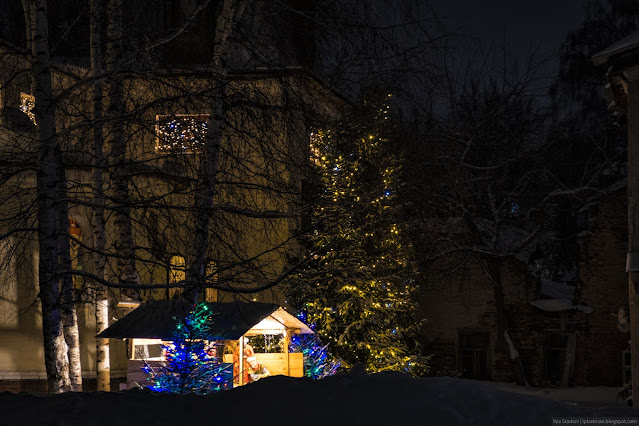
{"left": 627, "top": 80, "right": 639, "bottom": 405}
{"left": 239, "top": 335, "right": 245, "bottom": 386}
{"left": 283, "top": 329, "right": 290, "bottom": 376}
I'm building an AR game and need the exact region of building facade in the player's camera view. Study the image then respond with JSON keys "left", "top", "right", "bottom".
{"left": 419, "top": 189, "right": 629, "bottom": 387}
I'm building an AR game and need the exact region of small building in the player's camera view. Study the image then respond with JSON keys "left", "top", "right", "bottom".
{"left": 97, "top": 301, "right": 313, "bottom": 389}
{"left": 419, "top": 188, "right": 630, "bottom": 386}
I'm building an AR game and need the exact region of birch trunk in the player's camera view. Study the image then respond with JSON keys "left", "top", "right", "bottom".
{"left": 105, "top": 0, "right": 140, "bottom": 296}
{"left": 186, "top": 0, "right": 246, "bottom": 302}
{"left": 487, "top": 258, "right": 529, "bottom": 386}
{"left": 56, "top": 147, "right": 82, "bottom": 392}
{"left": 91, "top": 0, "right": 110, "bottom": 392}
{"left": 27, "top": 0, "right": 71, "bottom": 393}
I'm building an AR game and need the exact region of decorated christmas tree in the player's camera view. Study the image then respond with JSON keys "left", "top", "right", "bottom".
{"left": 142, "top": 303, "right": 231, "bottom": 394}
{"left": 289, "top": 333, "right": 341, "bottom": 379}
{"left": 286, "top": 95, "right": 426, "bottom": 374}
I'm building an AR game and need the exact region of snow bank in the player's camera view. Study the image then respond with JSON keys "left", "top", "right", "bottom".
{"left": 0, "top": 372, "right": 636, "bottom": 425}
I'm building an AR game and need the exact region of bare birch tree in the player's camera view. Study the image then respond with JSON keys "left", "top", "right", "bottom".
{"left": 26, "top": 0, "right": 71, "bottom": 393}
{"left": 91, "top": 0, "right": 110, "bottom": 392}
{"left": 0, "top": 0, "right": 445, "bottom": 392}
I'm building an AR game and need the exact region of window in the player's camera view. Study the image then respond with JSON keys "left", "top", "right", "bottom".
{"left": 155, "top": 114, "right": 208, "bottom": 154}
{"left": 309, "top": 131, "right": 322, "bottom": 166}
{"left": 20, "top": 93, "right": 36, "bottom": 125}
{"left": 168, "top": 256, "right": 219, "bottom": 301}
{"left": 68, "top": 218, "right": 84, "bottom": 290}
{"left": 168, "top": 255, "right": 185, "bottom": 299}
{"left": 204, "top": 261, "right": 218, "bottom": 302}
{"left": 460, "top": 333, "right": 490, "bottom": 379}
{"left": 131, "top": 338, "right": 164, "bottom": 361}
{"left": 623, "top": 350, "right": 631, "bottom": 385}
{"left": 545, "top": 334, "right": 567, "bottom": 382}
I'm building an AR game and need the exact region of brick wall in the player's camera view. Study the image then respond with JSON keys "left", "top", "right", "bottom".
{"left": 418, "top": 190, "right": 629, "bottom": 387}
{"left": 418, "top": 255, "right": 538, "bottom": 383}
{"left": 577, "top": 190, "right": 629, "bottom": 386}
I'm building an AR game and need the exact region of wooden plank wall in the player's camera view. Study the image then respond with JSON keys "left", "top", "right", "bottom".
{"left": 127, "top": 353, "right": 305, "bottom": 389}
{"left": 127, "top": 359, "right": 159, "bottom": 389}
{"left": 222, "top": 353, "right": 304, "bottom": 377}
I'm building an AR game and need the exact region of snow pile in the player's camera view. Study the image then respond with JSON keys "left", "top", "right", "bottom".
{"left": 0, "top": 372, "right": 636, "bottom": 425}
{"left": 494, "top": 382, "right": 624, "bottom": 408}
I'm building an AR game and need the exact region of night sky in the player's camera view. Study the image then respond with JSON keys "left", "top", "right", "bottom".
{"left": 431, "top": 0, "right": 585, "bottom": 57}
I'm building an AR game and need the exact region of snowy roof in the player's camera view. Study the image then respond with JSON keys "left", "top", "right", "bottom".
{"left": 530, "top": 299, "right": 593, "bottom": 314}
{"left": 98, "top": 300, "right": 312, "bottom": 340}
{"left": 540, "top": 278, "right": 575, "bottom": 301}
{"left": 593, "top": 31, "right": 639, "bottom": 65}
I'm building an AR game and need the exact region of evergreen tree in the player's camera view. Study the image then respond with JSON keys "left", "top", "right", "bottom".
{"left": 142, "top": 303, "right": 230, "bottom": 394}
{"left": 286, "top": 95, "right": 425, "bottom": 374}
{"left": 289, "top": 333, "right": 341, "bottom": 379}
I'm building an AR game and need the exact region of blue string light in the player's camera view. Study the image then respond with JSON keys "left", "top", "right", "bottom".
{"left": 289, "top": 331, "right": 340, "bottom": 379}
{"left": 142, "top": 303, "right": 232, "bottom": 394}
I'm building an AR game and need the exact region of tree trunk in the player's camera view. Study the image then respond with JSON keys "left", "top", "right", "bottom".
{"left": 27, "top": 0, "right": 71, "bottom": 394}
{"left": 105, "top": 0, "right": 140, "bottom": 297}
{"left": 91, "top": 0, "right": 110, "bottom": 392}
{"left": 186, "top": 0, "right": 246, "bottom": 302}
{"left": 56, "top": 147, "right": 82, "bottom": 392}
{"left": 486, "top": 257, "right": 529, "bottom": 386}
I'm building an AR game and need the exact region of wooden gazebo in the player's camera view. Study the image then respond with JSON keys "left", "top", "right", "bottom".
{"left": 98, "top": 301, "right": 313, "bottom": 389}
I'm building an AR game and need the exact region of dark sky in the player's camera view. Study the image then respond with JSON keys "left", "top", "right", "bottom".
{"left": 430, "top": 0, "right": 585, "bottom": 58}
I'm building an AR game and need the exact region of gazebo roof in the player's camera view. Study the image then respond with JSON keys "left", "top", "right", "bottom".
{"left": 97, "top": 300, "right": 312, "bottom": 340}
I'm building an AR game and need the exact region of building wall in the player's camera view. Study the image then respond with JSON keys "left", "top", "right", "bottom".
{"left": 0, "top": 239, "right": 129, "bottom": 391}
{"left": 577, "top": 190, "right": 629, "bottom": 386}
{"left": 419, "top": 190, "right": 630, "bottom": 387}
{"left": 419, "top": 255, "right": 537, "bottom": 382}
{"left": 0, "top": 51, "right": 345, "bottom": 390}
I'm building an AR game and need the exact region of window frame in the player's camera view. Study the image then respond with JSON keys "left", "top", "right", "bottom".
{"left": 459, "top": 332, "right": 490, "bottom": 379}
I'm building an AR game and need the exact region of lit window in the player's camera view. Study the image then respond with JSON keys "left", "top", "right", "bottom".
{"left": 205, "top": 261, "right": 218, "bottom": 302}
{"left": 20, "top": 93, "right": 36, "bottom": 125}
{"left": 69, "top": 218, "right": 83, "bottom": 290}
{"left": 168, "top": 255, "right": 185, "bottom": 299}
{"left": 168, "top": 256, "right": 218, "bottom": 301}
{"left": 309, "top": 131, "right": 322, "bottom": 166}
{"left": 156, "top": 114, "right": 209, "bottom": 154}
{"left": 131, "top": 338, "right": 164, "bottom": 360}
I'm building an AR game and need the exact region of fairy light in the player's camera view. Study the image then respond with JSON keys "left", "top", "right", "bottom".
{"left": 286, "top": 96, "right": 425, "bottom": 375}
{"left": 20, "top": 93, "right": 36, "bottom": 125}
{"left": 156, "top": 115, "right": 208, "bottom": 153}
{"left": 142, "top": 303, "right": 231, "bottom": 394}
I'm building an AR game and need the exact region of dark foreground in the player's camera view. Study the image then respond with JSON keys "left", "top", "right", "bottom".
{"left": 0, "top": 371, "right": 636, "bottom": 426}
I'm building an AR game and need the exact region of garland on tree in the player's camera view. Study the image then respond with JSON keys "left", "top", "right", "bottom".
{"left": 285, "top": 95, "right": 427, "bottom": 375}
{"left": 289, "top": 332, "right": 341, "bottom": 379}
{"left": 142, "top": 303, "right": 231, "bottom": 394}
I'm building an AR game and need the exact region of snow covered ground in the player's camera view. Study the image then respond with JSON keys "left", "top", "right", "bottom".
{"left": 1, "top": 370, "right": 638, "bottom": 425}
{"left": 494, "top": 381, "right": 626, "bottom": 408}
